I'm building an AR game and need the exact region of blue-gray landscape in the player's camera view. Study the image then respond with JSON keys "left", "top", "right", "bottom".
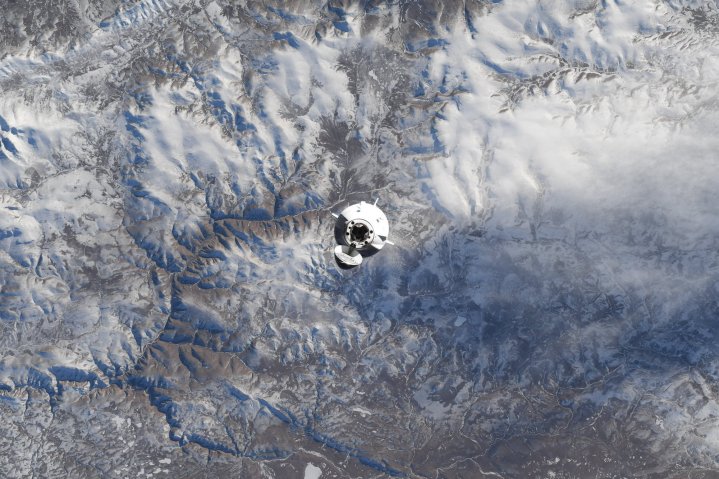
{"left": 1, "top": 1, "right": 719, "bottom": 477}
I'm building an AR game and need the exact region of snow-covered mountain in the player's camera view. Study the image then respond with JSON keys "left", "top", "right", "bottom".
{"left": 2, "top": 1, "right": 719, "bottom": 477}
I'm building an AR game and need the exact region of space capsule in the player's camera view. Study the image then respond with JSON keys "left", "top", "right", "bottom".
{"left": 332, "top": 199, "right": 393, "bottom": 269}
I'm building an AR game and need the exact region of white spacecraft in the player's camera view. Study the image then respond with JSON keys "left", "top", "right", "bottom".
{"left": 332, "top": 199, "right": 393, "bottom": 269}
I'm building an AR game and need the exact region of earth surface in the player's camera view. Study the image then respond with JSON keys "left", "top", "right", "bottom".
{"left": 2, "top": 1, "right": 719, "bottom": 478}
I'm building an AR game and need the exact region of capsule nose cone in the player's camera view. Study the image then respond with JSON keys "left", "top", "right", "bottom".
{"left": 334, "top": 245, "right": 363, "bottom": 269}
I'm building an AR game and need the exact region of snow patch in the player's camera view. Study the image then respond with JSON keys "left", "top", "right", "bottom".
{"left": 304, "top": 463, "right": 322, "bottom": 479}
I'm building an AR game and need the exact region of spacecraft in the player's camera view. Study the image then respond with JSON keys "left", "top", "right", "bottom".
{"left": 332, "top": 199, "right": 393, "bottom": 269}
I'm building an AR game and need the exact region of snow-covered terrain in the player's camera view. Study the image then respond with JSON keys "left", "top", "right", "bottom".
{"left": 2, "top": 0, "right": 719, "bottom": 477}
